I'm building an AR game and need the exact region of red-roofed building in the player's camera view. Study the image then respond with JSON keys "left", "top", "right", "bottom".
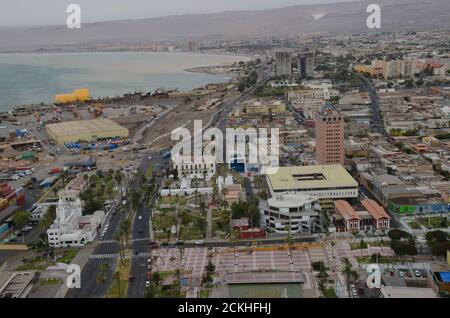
{"left": 333, "top": 199, "right": 391, "bottom": 232}
{"left": 361, "top": 199, "right": 391, "bottom": 230}
{"left": 334, "top": 200, "right": 361, "bottom": 232}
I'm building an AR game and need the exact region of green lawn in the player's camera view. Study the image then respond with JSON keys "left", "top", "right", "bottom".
{"left": 408, "top": 222, "right": 422, "bottom": 229}
{"left": 199, "top": 289, "right": 210, "bottom": 298}
{"left": 39, "top": 278, "right": 62, "bottom": 286}
{"left": 356, "top": 255, "right": 395, "bottom": 264}
{"left": 417, "top": 217, "right": 448, "bottom": 229}
{"left": 322, "top": 288, "right": 337, "bottom": 298}
{"left": 56, "top": 249, "right": 78, "bottom": 264}
{"left": 107, "top": 259, "right": 131, "bottom": 298}
{"left": 159, "top": 196, "right": 178, "bottom": 205}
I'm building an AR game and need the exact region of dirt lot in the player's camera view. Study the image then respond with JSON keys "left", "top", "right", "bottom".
{"left": 111, "top": 113, "right": 155, "bottom": 134}
{"left": 142, "top": 95, "right": 221, "bottom": 151}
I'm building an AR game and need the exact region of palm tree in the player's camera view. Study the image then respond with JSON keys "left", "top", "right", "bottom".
{"left": 120, "top": 219, "right": 132, "bottom": 248}
{"left": 61, "top": 169, "right": 70, "bottom": 187}
{"left": 341, "top": 257, "right": 358, "bottom": 296}
{"left": 114, "top": 171, "right": 123, "bottom": 197}
{"left": 97, "top": 262, "right": 111, "bottom": 298}
{"left": 113, "top": 271, "right": 122, "bottom": 298}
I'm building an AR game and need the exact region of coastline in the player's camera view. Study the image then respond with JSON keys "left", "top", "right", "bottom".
{"left": 0, "top": 51, "right": 250, "bottom": 112}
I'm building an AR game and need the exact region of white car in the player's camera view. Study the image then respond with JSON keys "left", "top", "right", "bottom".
{"left": 195, "top": 240, "right": 204, "bottom": 245}
{"left": 148, "top": 156, "right": 153, "bottom": 160}
{"left": 145, "top": 281, "right": 151, "bottom": 288}
{"left": 138, "top": 216, "right": 142, "bottom": 220}
{"left": 399, "top": 271, "right": 405, "bottom": 277}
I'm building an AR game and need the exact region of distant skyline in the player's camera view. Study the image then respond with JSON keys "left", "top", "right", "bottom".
{"left": 0, "top": 0, "right": 359, "bottom": 27}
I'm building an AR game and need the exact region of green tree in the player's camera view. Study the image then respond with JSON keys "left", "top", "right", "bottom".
{"left": 40, "top": 205, "right": 56, "bottom": 231}
{"left": 12, "top": 211, "right": 31, "bottom": 231}
{"left": 97, "top": 262, "right": 111, "bottom": 298}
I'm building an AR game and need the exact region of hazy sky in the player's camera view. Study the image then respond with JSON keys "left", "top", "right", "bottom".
{"left": 0, "top": 0, "right": 358, "bottom": 27}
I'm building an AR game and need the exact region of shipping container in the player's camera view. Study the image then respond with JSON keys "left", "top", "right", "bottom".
{"left": 17, "top": 193, "right": 25, "bottom": 206}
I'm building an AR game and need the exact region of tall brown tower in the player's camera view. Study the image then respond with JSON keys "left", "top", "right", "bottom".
{"left": 315, "top": 103, "right": 345, "bottom": 166}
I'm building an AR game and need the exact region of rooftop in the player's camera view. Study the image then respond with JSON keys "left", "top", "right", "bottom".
{"left": 361, "top": 199, "right": 391, "bottom": 220}
{"left": 267, "top": 165, "right": 358, "bottom": 191}
{"left": 46, "top": 118, "right": 128, "bottom": 138}
{"left": 334, "top": 200, "right": 360, "bottom": 221}
{"left": 267, "top": 193, "right": 318, "bottom": 208}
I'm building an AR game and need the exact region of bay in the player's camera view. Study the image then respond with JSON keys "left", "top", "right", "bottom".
{"left": 0, "top": 51, "right": 248, "bottom": 111}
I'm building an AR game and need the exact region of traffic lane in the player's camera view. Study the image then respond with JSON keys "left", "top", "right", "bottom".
{"left": 132, "top": 205, "right": 150, "bottom": 239}
{"left": 157, "top": 236, "right": 318, "bottom": 249}
{"left": 66, "top": 242, "right": 119, "bottom": 298}
{"left": 128, "top": 240, "right": 150, "bottom": 298}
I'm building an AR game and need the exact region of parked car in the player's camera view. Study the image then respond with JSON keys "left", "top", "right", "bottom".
{"left": 406, "top": 271, "right": 412, "bottom": 278}
{"left": 145, "top": 281, "right": 150, "bottom": 288}
{"left": 174, "top": 240, "right": 185, "bottom": 246}
{"left": 195, "top": 240, "right": 204, "bottom": 246}
{"left": 415, "top": 270, "right": 422, "bottom": 278}
{"left": 399, "top": 271, "right": 405, "bottom": 277}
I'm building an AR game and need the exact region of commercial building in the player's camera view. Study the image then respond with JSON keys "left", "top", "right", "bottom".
{"left": 260, "top": 193, "right": 321, "bottom": 234}
{"left": 46, "top": 118, "right": 129, "bottom": 145}
{"left": 297, "top": 52, "right": 315, "bottom": 77}
{"left": 171, "top": 161, "right": 216, "bottom": 179}
{"left": 55, "top": 88, "right": 90, "bottom": 104}
{"left": 380, "top": 285, "right": 437, "bottom": 298}
{"left": 287, "top": 89, "right": 340, "bottom": 104}
{"left": 275, "top": 52, "right": 292, "bottom": 77}
{"left": 266, "top": 165, "right": 358, "bottom": 199}
{"left": 315, "top": 103, "right": 345, "bottom": 165}
{"left": 243, "top": 99, "right": 286, "bottom": 114}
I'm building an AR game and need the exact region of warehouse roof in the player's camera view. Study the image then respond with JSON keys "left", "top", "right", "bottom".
{"left": 267, "top": 165, "right": 358, "bottom": 191}
{"left": 46, "top": 118, "right": 127, "bottom": 138}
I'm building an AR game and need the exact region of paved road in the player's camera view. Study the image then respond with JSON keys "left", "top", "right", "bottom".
{"left": 358, "top": 75, "right": 387, "bottom": 136}
{"left": 65, "top": 203, "right": 124, "bottom": 298}
{"left": 127, "top": 151, "right": 166, "bottom": 298}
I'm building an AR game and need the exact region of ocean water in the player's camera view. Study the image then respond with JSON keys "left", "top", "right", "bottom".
{"left": 0, "top": 52, "right": 248, "bottom": 111}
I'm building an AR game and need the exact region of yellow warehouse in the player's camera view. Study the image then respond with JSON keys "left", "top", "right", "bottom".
{"left": 46, "top": 118, "right": 129, "bottom": 145}
{"left": 55, "top": 88, "right": 90, "bottom": 103}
